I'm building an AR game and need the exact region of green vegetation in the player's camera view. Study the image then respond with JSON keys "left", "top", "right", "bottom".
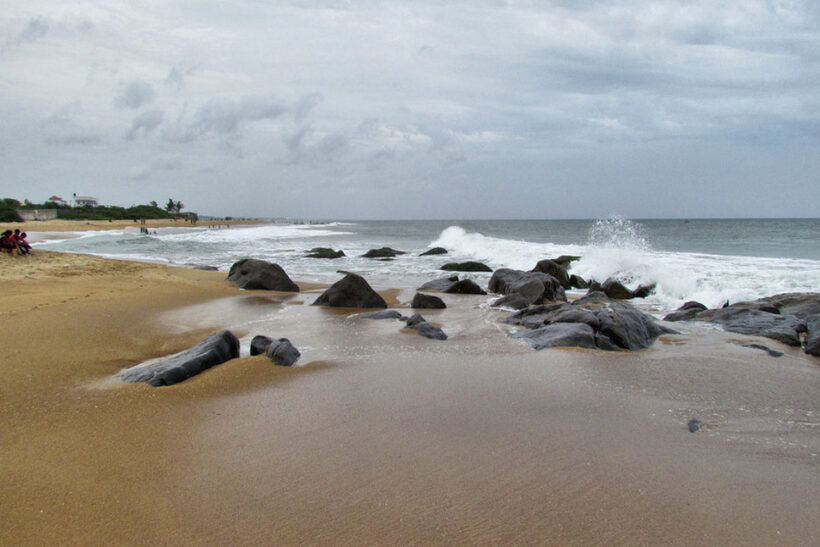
{"left": 0, "top": 199, "right": 23, "bottom": 222}
{"left": 4, "top": 197, "right": 194, "bottom": 222}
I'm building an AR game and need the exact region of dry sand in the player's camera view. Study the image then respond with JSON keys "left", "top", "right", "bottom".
{"left": 10, "top": 217, "right": 268, "bottom": 236}
{"left": 1, "top": 250, "right": 818, "bottom": 545}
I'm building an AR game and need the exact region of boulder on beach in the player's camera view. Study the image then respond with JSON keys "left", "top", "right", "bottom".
{"left": 505, "top": 292, "right": 674, "bottom": 351}
{"left": 804, "top": 316, "right": 820, "bottom": 356}
{"left": 491, "top": 294, "right": 532, "bottom": 310}
{"left": 359, "top": 310, "right": 407, "bottom": 321}
{"left": 597, "top": 278, "right": 656, "bottom": 300}
{"left": 250, "top": 335, "right": 274, "bottom": 356}
{"left": 362, "top": 247, "right": 405, "bottom": 258}
{"left": 569, "top": 274, "right": 589, "bottom": 289}
{"left": 313, "top": 273, "right": 387, "bottom": 308}
{"left": 664, "top": 292, "right": 820, "bottom": 353}
{"left": 441, "top": 261, "right": 492, "bottom": 272}
{"left": 121, "top": 330, "right": 240, "bottom": 386}
{"left": 442, "top": 278, "right": 487, "bottom": 295}
{"left": 551, "top": 255, "right": 581, "bottom": 268}
{"left": 227, "top": 258, "right": 300, "bottom": 292}
{"left": 305, "top": 247, "right": 345, "bottom": 259}
{"left": 419, "top": 247, "right": 448, "bottom": 256}
{"left": 404, "top": 313, "right": 447, "bottom": 340}
{"left": 412, "top": 292, "right": 446, "bottom": 309}
{"left": 531, "top": 259, "right": 571, "bottom": 289}
{"left": 488, "top": 268, "right": 566, "bottom": 304}
{"left": 418, "top": 275, "right": 460, "bottom": 291}
{"left": 265, "top": 338, "right": 301, "bottom": 367}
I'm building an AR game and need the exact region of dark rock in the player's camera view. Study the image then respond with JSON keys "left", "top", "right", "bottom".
{"left": 804, "top": 316, "right": 820, "bottom": 356}
{"left": 362, "top": 247, "right": 405, "bottom": 258}
{"left": 664, "top": 301, "right": 708, "bottom": 322}
{"left": 737, "top": 343, "right": 784, "bottom": 358}
{"left": 406, "top": 313, "right": 427, "bottom": 328}
{"left": 488, "top": 268, "right": 566, "bottom": 303}
{"left": 569, "top": 274, "right": 589, "bottom": 289}
{"left": 360, "top": 310, "right": 407, "bottom": 321}
{"left": 513, "top": 322, "right": 598, "bottom": 350}
{"left": 265, "top": 338, "right": 300, "bottom": 367}
{"left": 193, "top": 265, "right": 219, "bottom": 271}
{"left": 250, "top": 335, "right": 274, "bottom": 356}
{"left": 412, "top": 293, "right": 446, "bottom": 309}
{"left": 405, "top": 313, "right": 447, "bottom": 340}
{"left": 227, "top": 258, "right": 299, "bottom": 292}
{"left": 418, "top": 275, "right": 459, "bottom": 291}
{"left": 551, "top": 255, "right": 581, "bottom": 268}
{"left": 442, "top": 278, "right": 487, "bottom": 295}
{"left": 306, "top": 247, "right": 345, "bottom": 259}
{"left": 759, "top": 293, "right": 820, "bottom": 319}
{"left": 693, "top": 306, "right": 806, "bottom": 347}
{"left": 632, "top": 283, "right": 657, "bottom": 299}
{"left": 687, "top": 419, "right": 702, "bottom": 433}
{"left": 601, "top": 278, "right": 635, "bottom": 300}
{"left": 312, "top": 273, "right": 387, "bottom": 308}
{"left": 491, "top": 294, "right": 532, "bottom": 310}
{"left": 419, "top": 247, "right": 448, "bottom": 256}
{"left": 441, "top": 261, "right": 493, "bottom": 272}
{"left": 504, "top": 295, "right": 673, "bottom": 351}
{"left": 532, "top": 259, "right": 571, "bottom": 289}
{"left": 587, "top": 280, "right": 602, "bottom": 292}
{"left": 122, "top": 330, "right": 240, "bottom": 386}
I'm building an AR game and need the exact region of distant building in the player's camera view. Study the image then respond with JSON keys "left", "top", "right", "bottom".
{"left": 48, "top": 195, "right": 68, "bottom": 206}
{"left": 18, "top": 209, "right": 58, "bottom": 221}
{"left": 73, "top": 195, "right": 98, "bottom": 207}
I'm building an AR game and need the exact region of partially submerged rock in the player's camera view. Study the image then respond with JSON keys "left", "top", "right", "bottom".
{"left": 250, "top": 335, "right": 274, "bottom": 356}
{"left": 404, "top": 313, "right": 447, "bottom": 340}
{"left": 227, "top": 258, "right": 299, "bottom": 292}
{"left": 531, "top": 259, "right": 571, "bottom": 289}
{"left": 362, "top": 247, "right": 405, "bottom": 258}
{"left": 313, "top": 273, "right": 387, "bottom": 308}
{"left": 412, "top": 293, "right": 446, "bottom": 309}
{"left": 506, "top": 293, "right": 674, "bottom": 351}
{"left": 305, "top": 247, "right": 345, "bottom": 259}
{"left": 265, "top": 338, "right": 301, "bottom": 367}
{"left": 418, "top": 275, "right": 460, "bottom": 291}
{"left": 664, "top": 293, "right": 820, "bottom": 353}
{"left": 442, "top": 279, "right": 486, "bottom": 295}
{"left": 600, "top": 278, "right": 656, "bottom": 300}
{"left": 491, "top": 294, "right": 532, "bottom": 310}
{"left": 359, "top": 310, "right": 407, "bottom": 321}
{"left": 419, "top": 247, "right": 448, "bottom": 256}
{"left": 441, "top": 261, "right": 492, "bottom": 272}
{"left": 122, "top": 330, "right": 240, "bottom": 386}
{"left": 488, "top": 268, "right": 566, "bottom": 304}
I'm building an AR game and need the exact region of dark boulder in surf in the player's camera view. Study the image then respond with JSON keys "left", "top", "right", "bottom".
{"left": 227, "top": 258, "right": 299, "bottom": 292}
{"left": 531, "top": 259, "right": 571, "bottom": 289}
{"left": 488, "top": 268, "right": 566, "bottom": 304}
{"left": 418, "top": 275, "right": 460, "bottom": 291}
{"left": 404, "top": 313, "right": 447, "bottom": 340}
{"left": 419, "top": 247, "right": 448, "bottom": 256}
{"left": 505, "top": 293, "right": 674, "bottom": 351}
{"left": 412, "top": 292, "right": 446, "bottom": 309}
{"left": 442, "top": 278, "right": 487, "bottom": 295}
{"left": 122, "top": 330, "right": 240, "bottom": 386}
{"left": 664, "top": 293, "right": 820, "bottom": 351}
{"left": 313, "top": 273, "right": 387, "bottom": 309}
{"left": 441, "top": 261, "right": 492, "bottom": 272}
{"left": 804, "top": 316, "right": 820, "bottom": 356}
{"left": 250, "top": 335, "right": 274, "bottom": 356}
{"left": 306, "top": 247, "right": 345, "bottom": 259}
{"left": 663, "top": 301, "right": 708, "bottom": 322}
{"left": 569, "top": 274, "right": 589, "bottom": 289}
{"left": 362, "top": 247, "right": 405, "bottom": 258}
{"left": 359, "top": 310, "right": 407, "bottom": 321}
{"left": 265, "top": 338, "right": 301, "bottom": 367}
{"left": 491, "top": 294, "right": 532, "bottom": 310}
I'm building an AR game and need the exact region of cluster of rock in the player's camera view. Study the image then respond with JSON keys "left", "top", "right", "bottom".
{"left": 250, "top": 335, "right": 301, "bottom": 366}
{"left": 360, "top": 309, "right": 448, "bottom": 340}
{"left": 505, "top": 291, "right": 675, "bottom": 351}
{"left": 664, "top": 293, "right": 820, "bottom": 356}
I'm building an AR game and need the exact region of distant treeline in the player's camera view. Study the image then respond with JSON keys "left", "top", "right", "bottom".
{"left": 0, "top": 198, "right": 180, "bottom": 222}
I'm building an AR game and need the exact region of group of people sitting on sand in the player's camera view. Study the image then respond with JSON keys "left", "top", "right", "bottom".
{"left": 1, "top": 229, "right": 32, "bottom": 256}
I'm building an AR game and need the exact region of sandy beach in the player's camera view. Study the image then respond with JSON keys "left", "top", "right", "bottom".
{"left": 11, "top": 218, "right": 269, "bottom": 237}
{"left": 1, "top": 247, "right": 818, "bottom": 545}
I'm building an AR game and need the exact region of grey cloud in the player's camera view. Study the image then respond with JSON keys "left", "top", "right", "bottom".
{"left": 189, "top": 96, "right": 286, "bottom": 135}
{"left": 125, "top": 109, "right": 164, "bottom": 140}
{"left": 151, "top": 157, "right": 182, "bottom": 171}
{"left": 115, "top": 80, "right": 155, "bottom": 109}
{"left": 44, "top": 133, "right": 102, "bottom": 146}
{"left": 164, "top": 67, "right": 184, "bottom": 89}
{"left": 10, "top": 18, "right": 48, "bottom": 47}
{"left": 127, "top": 166, "right": 150, "bottom": 180}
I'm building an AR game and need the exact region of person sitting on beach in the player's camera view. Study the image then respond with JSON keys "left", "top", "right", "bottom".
{"left": 1, "top": 230, "right": 19, "bottom": 255}
{"left": 15, "top": 231, "right": 31, "bottom": 255}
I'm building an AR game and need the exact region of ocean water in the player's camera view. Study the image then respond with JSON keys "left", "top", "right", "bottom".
{"left": 34, "top": 217, "right": 819, "bottom": 316}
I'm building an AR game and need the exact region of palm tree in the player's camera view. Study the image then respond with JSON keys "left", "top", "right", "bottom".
{"left": 176, "top": 200, "right": 184, "bottom": 213}
{"left": 165, "top": 198, "right": 175, "bottom": 213}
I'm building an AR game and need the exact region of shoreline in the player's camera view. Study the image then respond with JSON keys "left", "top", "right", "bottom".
{"left": 1, "top": 250, "right": 818, "bottom": 544}
{"left": 8, "top": 217, "right": 271, "bottom": 235}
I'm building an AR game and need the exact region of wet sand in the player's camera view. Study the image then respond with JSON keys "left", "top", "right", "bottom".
{"left": 1, "top": 251, "right": 818, "bottom": 545}
{"left": 11, "top": 217, "right": 268, "bottom": 236}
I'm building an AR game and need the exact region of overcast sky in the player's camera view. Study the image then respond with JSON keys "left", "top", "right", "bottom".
{"left": 1, "top": 1, "right": 818, "bottom": 219}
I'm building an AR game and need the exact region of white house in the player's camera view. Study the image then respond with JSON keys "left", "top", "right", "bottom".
{"left": 73, "top": 195, "right": 98, "bottom": 207}
{"left": 48, "top": 195, "right": 68, "bottom": 206}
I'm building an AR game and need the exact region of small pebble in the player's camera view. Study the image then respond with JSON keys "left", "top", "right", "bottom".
{"left": 687, "top": 419, "right": 702, "bottom": 433}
